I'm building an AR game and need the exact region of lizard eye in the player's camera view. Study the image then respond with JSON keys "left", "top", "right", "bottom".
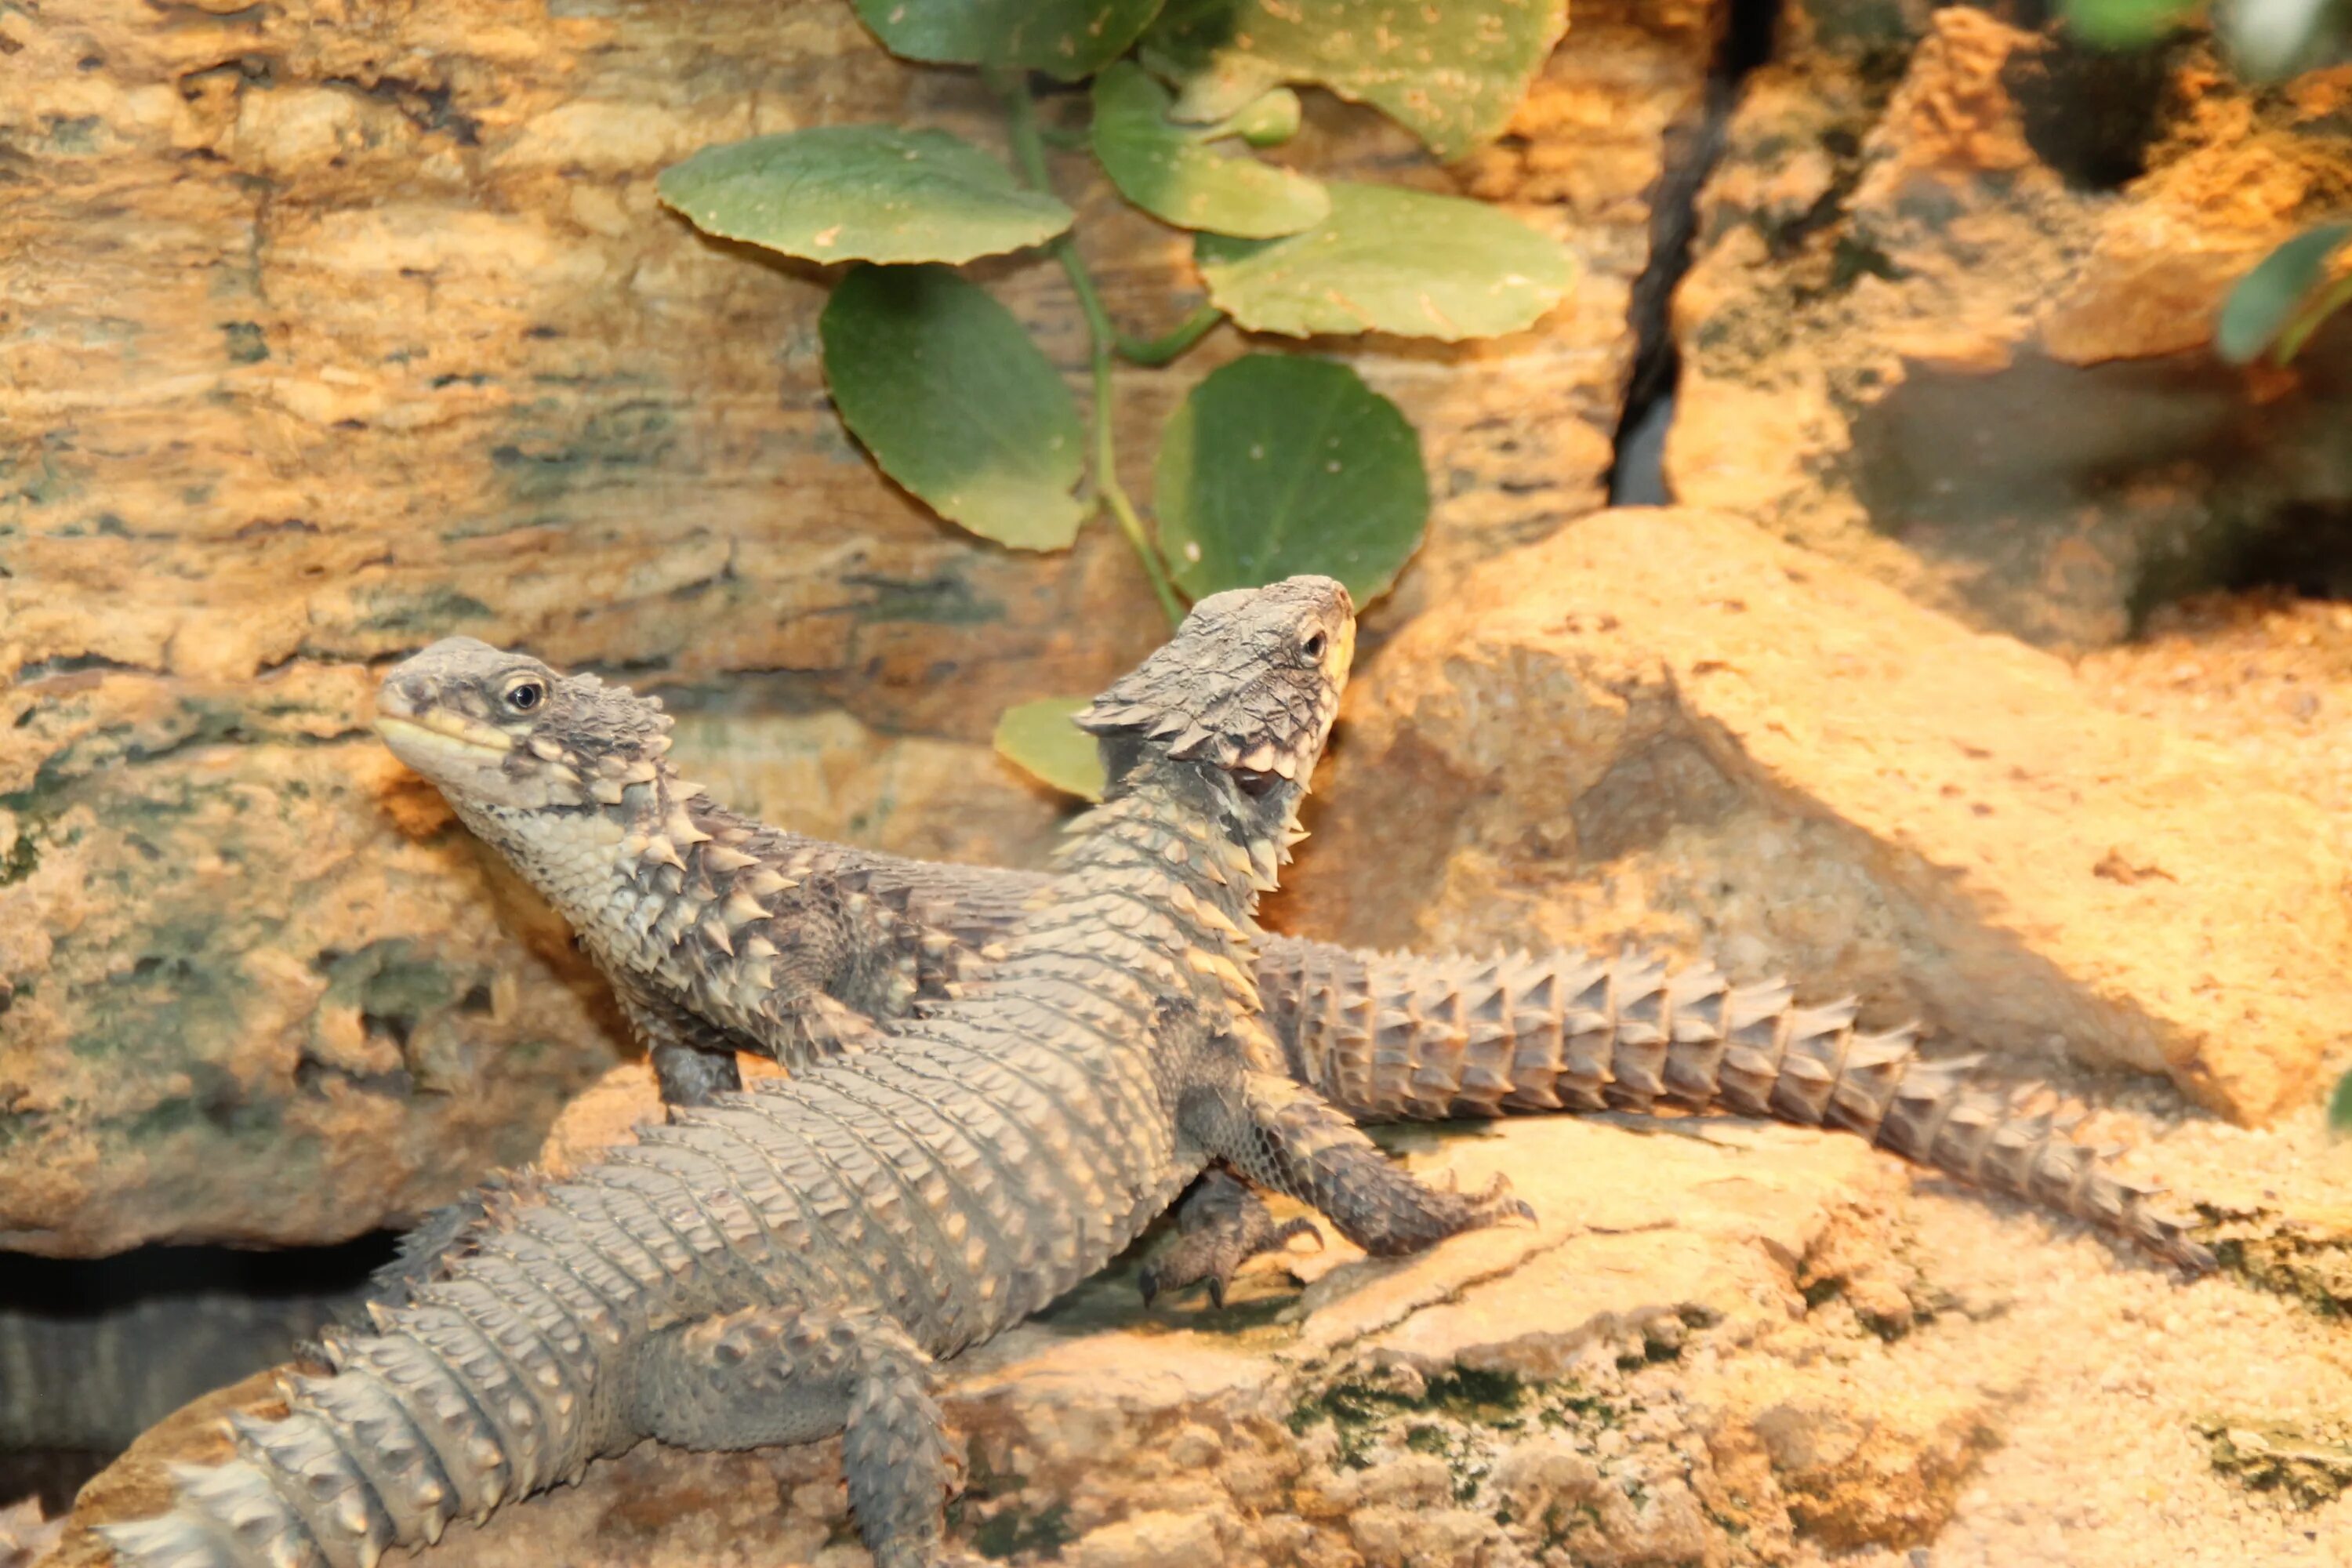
{"left": 503, "top": 677, "right": 548, "bottom": 713}
{"left": 1301, "top": 630, "right": 1327, "bottom": 661}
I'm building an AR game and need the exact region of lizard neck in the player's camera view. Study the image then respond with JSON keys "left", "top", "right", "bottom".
{"left": 1055, "top": 757, "right": 1302, "bottom": 931}
{"left": 445, "top": 769, "right": 681, "bottom": 935}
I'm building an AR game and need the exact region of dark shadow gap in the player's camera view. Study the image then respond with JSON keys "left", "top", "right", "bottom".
{"left": 0, "top": 1232, "right": 400, "bottom": 1513}
{"left": 1606, "top": 0, "right": 1780, "bottom": 506}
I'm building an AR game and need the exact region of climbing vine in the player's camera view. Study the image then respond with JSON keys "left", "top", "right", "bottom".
{"left": 653, "top": 0, "right": 1573, "bottom": 795}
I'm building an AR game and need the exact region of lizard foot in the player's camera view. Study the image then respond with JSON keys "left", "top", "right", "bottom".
{"left": 1139, "top": 1170, "right": 1323, "bottom": 1308}
{"left": 1458, "top": 1171, "right": 1537, "bottom": 1229}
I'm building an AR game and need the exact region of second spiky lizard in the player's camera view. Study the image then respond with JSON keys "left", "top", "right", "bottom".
{"left": 376, "top": 632, "right": 2213, "bottom": 1276}
{"left": 105, "top": 578, "right": 1527, "bottom": 1568}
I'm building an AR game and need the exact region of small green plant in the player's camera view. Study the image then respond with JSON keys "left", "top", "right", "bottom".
{"left": 652, "top": 0, "right": 1573, "bottom": 793}
{"left": 2063, "top": 0, "right": 2352, "bottom": 76}
{"left": 2219, "top": 220, "right": 2352, "bottom": 366}
{"left": 2329, "top": 1060, "right": 2352, "bottom": 1134}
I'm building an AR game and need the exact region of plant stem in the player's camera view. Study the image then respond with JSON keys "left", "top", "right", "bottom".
{"left": 1117, "top": 301, "right": 1224, "bottom": 366}
{"left": 998, "top": 73, "right": 1187, "bottom": 627}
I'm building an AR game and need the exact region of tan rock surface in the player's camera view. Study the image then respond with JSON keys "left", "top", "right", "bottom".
{"left": 49, "top": 1062, "right": 2352, "bottom": 1568}
{"left": 1665, "top": 2, "right": 2352, "bottom": 651}
{"left": 0, "top": 0, "right": 1705, "bottom": 1254}
{"left": 1279, "top": 507, "right": 2352, "bottom": 1124}
{"left": 2078, "top": 589, "right": 2352, "bottom": 818}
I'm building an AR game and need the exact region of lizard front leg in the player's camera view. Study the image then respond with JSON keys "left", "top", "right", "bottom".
{"left": 631, "top": 1305, "right": 977, "bottom": 1568}
{"left": 615, "top": 981, "right": 748, "bottom": 1106}
{"left": 1180, "top": 1072, "right": 1534, "bottom": 1258}
{"left": 618, "top": 973, "right": 890, "bottom": 1105}
{"left": 1138, "top": 1169, "right": 1322, "bottom": 1307}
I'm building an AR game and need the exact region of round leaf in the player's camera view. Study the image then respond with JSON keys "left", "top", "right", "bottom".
{"left": 1225, "top": 87, "right": 1303, "bottom": 147}
{"left": 2059, "top": 0, "right": 2201, "bottom": 48}
{"left": 1141, "top": 0, "right": 1566, "bottom": 158}
{"left": 659, "top": 126, "right": 1072, "bottom": 266}
{"left": 1154, "top": 354, "right": 1426, "bottom": 603}
{"left": 822, "top": 265, "right": 1087, "bottom": 550}
{"left": 854, "top": 0, "right": 1167, "bottom": 81}
{"left": 1196, "top": 182, "right": 1573, "bottom": 340}
{"left": 1091, "top": 63, "right": 1329, "bottom": 238}
{"left": 995, "top": 696, "right": 1108, "bottom": 800}
{"left": 2217, "top": 221, "right": 2352, "bottom": 365}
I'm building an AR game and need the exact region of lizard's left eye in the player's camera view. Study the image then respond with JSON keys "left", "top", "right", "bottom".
{"left": 503, "top": 678, "right": 548, "bottom": 713}
{"left": 1301, "top": 630, "right": 1327, "bottom": 661}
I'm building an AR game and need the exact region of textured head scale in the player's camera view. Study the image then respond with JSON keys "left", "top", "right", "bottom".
{"left": 374, "top": 637, "right": 673, "bottom": 811}
{"left": 1076, "top": 575, "right": 1355, "bottom": 795}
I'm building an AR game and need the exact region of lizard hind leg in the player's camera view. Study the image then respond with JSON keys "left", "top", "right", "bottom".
{"left": 1138, "top": 1170, "right": 1323, "bottom": 1308}
{"left": 628, "top": 1305, "right": 970, "bottom": 1568}
{"left": 1185, "top": 1072, "right": 1535, "bottom": 1259}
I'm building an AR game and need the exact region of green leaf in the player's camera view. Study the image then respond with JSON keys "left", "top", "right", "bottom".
{"left": 658, "top": 126, "right": 1072, "bottom": 266}
{"left": 1225, "top": 87, "right": 1303, "bottom": 147}
{"left": 2216, "top": 221, "right": 2352, "bottom": 365}
{"left": 821, "top": 265, "right": 1087, "bottom": 550}
{"left": 1091, "top": 63, "right": 1329, "bottom": 238}
{"left": 1140, "top": 0, "right": 1566, "bottom": 158}
{"left": 853, "top": 0, "right": 1167, "bottom": 80}
{"left": 994, "top": 696, "right": 1108, "bottom": 800}
{"left": 1154, "top": 353, "right": 1426, "bottom": 603}
{"left": 1196, "top": 182, "right": 1573, "bottom": 340}
{"left": 2277, "top": 273, "right": 2352, "bottom": 364}
{"left": 2059, "top": 0, "right": 2204, "bottom": 48}
{"left": 2331, "top": 1064, "right": 2352, "bottom": 1134}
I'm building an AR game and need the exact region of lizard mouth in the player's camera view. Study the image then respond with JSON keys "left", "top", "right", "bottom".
{"left": 373, "top": 710, "right": 514, "bottom": 761}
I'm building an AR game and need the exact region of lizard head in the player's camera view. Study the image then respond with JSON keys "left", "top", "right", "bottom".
{"left": 374, "top": 637, "right": 673, "bottom": 811}
{"left": 1076, "top": 575, "right": 1355, "bottom": 805}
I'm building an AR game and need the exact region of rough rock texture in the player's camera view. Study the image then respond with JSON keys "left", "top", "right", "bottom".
{"left": 1665, "top": 0, "right": 2352, "bottom": 651}
{"left": 1279, "top": 507, "right": 2352, "bottom": 1124}
{"left": 2079, "top": 590, "right": 2352, "bottom": 818}
{"left": 49, "top": 1062, "right": 2352, "bottom": 1567}
{"left": 0, "top": 0, "right": 1714, "bottom": 1254}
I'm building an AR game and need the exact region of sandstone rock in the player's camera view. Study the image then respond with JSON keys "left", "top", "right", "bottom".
{"left": 1281, "top": 507, "right": 2352, "bottom": 1123}
{"left": 1665, "top": 1, "right": 2352, "bottom": 651}
{"left": 1062, "top": 1508, "right": 1224, "bottom": 1568}
{"left": 0, "top": 717, "right": 621, "bottom": 1258}
{"left": 2077, "top": 590, "right": 2352, "bottom": 818}
{"left": 0, "top": 0, "right": 1706, "bottom": 1254}
{"left": 1748, "top": 1383, "right": 2001, "bottom": 1549}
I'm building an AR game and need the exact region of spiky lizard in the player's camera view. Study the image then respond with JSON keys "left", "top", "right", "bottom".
{"left": 104, "top": 576, "right": 1529, "bottom": 1568}
{"left": 372, "top": 635, "right": 2216, "bottom": 1279}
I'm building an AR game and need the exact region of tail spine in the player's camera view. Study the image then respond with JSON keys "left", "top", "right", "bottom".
{"left": 99, "top": 1212, "right": 626, "bottom": 1568}
{"left": 1258, "top": 937, "right": 2215, "bottom": 1271}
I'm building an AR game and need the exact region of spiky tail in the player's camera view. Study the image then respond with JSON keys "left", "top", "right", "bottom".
{"left": 100, "top": 1220, "right": 622, "bottom": 1568}
{"left": 1257, "top": 938, "right": 2215, "bottom": 1271}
